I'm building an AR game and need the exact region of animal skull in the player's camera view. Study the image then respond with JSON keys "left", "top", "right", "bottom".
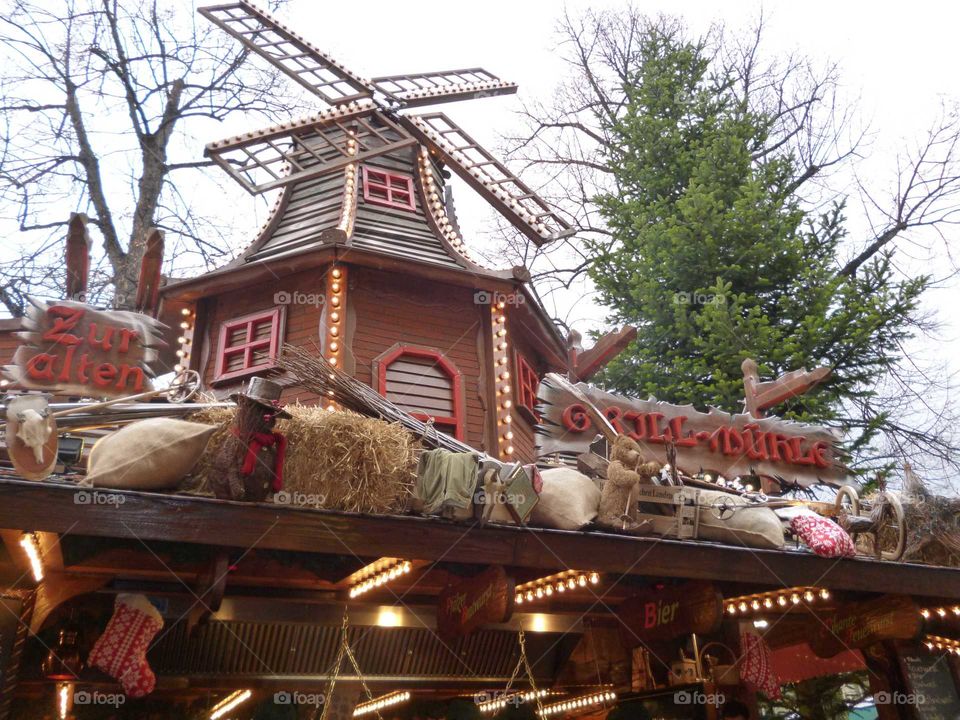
{"left": 16, "top": 408, "right": 51, "bottom": 464}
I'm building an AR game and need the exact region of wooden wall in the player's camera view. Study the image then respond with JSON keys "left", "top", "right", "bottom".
{"left": 0, "top": 321, "right": 20, "bottom": 370}
{"left": 349, "top": 265, "right": 492, "bottom": 454}
{"left": 195, "top": 263, "right": 550, "bottom": 464}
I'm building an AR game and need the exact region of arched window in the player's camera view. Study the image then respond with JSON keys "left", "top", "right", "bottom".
{"left": 375, "top": 345, "right": 464, "bottom": 440}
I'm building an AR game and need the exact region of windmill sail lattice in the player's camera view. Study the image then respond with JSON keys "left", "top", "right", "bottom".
{"left": 200, "top": 0, "right": 572, "bottom": 246}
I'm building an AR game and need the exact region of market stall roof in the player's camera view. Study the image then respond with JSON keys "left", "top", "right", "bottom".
{"left": 2, "top": 478, "right": 960, "bottom": 600}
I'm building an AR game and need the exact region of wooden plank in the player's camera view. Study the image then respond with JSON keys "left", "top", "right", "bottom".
{"left": 1, "top": 479, "right": 960, "bottom": 598}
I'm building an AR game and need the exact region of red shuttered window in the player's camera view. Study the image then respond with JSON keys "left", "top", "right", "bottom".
{"left": 362, "top": 166, "right": 416, "bottom": 211}
{"left": 214, "top": 308, "right": 284, "bottom": 382}
{"left": 514, "top": 351, "right": 540, "bottom": 423}
{"left": 376, "top": 346, "right": 463, "bottom": 440}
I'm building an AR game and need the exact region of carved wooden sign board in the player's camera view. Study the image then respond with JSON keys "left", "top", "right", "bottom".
{"left": 536, "top": 381, "right": 845, "bottom": 489}
{"left": 809, "top": 595, "right": 922, "bottom": 658}
{"left": 617, "top": 581, "right": 723, "bottom": 645}
{"left": 3, "top": 298, "right": 167, "bottom": 398}
{"left": 437, "top": 565, "right": 514, "bottom": 641}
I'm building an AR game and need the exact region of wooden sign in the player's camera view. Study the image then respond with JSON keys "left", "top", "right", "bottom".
{"left": 4, "top": 298, "right": 166, "bottom": 398}
{"left": 617, "top": 581, "right": 722, "bottom": 645}
{"left": 898, "top": 645, "right": 960, "bottom": 719}
{"left": 810, "top": 595, "right": 922, "bottom": 658}
{"left": 536, "top": 380, "right": 845, "bottom": 489}
{"left": 437, "top": 565, "right": 514, "bottom": 641}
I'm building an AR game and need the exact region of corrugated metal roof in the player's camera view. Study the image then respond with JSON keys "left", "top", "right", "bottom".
{"left": 151, "top": 621, "right": 577, "bottom": 685}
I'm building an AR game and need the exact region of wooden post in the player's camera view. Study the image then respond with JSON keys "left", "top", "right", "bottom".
{"left": 862, "top": 642, "right": 908, "bottom": 720}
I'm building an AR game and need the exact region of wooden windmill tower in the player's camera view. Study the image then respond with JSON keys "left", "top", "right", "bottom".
{"left": 159, "top": 1, "right": 609, "bottom": 464}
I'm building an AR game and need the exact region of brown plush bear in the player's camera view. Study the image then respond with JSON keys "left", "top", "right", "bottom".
{"left": 598, "top": 436, "right": 660, "bottom": 533}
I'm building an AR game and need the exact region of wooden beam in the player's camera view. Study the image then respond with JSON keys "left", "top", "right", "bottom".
{"left": 0, "top": 479, "right": 958, "bottom": 599}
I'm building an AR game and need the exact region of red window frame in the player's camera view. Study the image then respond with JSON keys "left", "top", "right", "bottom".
{"left": 376, "top": 345, "right": 464, "bottom": 440}
{"left": 514, "top": 351, "right": 540, "bottom": 423}
{"left": 214, "top": 307, "right": 284, "bottom": 382}
{"left": 362, "top": 165, "right": 416, "bottom": 211}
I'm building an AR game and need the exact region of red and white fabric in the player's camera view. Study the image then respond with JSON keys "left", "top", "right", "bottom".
{"left": 88, "top": 594, "right": 163, "bottom": 698}
{"left": 740, "top": 631, "right": 782, "bottom": 699}
{"left": 790, "top": 512, "right": 856, "bottom": 558}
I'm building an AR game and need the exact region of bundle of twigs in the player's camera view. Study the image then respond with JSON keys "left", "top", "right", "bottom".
{"left": 279, "top": 344, "right": 478, "bottom": 455}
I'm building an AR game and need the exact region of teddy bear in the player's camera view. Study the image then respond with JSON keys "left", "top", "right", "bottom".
{"left": 597, "top": 435, "right": 660, "bottom": 533}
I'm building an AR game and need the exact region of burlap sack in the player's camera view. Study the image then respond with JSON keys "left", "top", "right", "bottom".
{"left": 530, "top": 467, "right": 600, "bottom": 530}
{"left": 86, "top": 418, "right": 216, "bottom": 490}
{"left": 694, "top": 488, "right": 785, "bottom": 549}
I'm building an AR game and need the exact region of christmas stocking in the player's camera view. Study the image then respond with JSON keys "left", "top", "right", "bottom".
{"left": 88, "top": 594, "right": 163, "bottom": 698}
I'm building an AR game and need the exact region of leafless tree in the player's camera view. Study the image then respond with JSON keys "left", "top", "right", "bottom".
{"left": 498, "top": 7, "right": 960, "bottom": 481}
{"left": 0, "top": 0, "right": 306, "bottom": 314}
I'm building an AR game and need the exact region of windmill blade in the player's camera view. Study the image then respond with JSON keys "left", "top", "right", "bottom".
{"left": 199, "top": 1, "right": 375, "bottom": 105}
{"left": 372, "top": 68, "right": 517, "bottom": 108}
{"left": 400, "top": 114, "right": 573, "bottom": 246}
{"left": 205, "top": 102, "right": 416, "bottom": 195}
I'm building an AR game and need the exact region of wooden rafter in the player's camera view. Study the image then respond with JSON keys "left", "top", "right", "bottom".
{"left": 199, "top": 1, "right": 375, "bottom": 105}
{"left": 402, "top": 113, "right": 573, "bottom": 246}
{"left": 204, "top": 104, "right": 415, "bottom": 195}
{"left": 372, "top": 68, "right": 517, "bottom": 108}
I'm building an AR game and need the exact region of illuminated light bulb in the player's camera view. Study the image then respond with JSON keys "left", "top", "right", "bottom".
{"left": 174, "top": 364, "right": 184, "bottom": 373}
{"left": 329, "top": 357, "right": 338, "bottom": 366}
{"left": 505, "top": 431, "right": 514, "bottom": 440}
{"left": 567, "top": 578, "right": 577, "bottom": 589}
{"left": 739, "top": 601, "right": 748, "bottom": 612}
{"left": 503, "top": 400, "right": 512, "bottom": 408}
{"left": 525, "top": 591, "right": 534, "bottom": 601}
{"left": 330, "top": 327, "right": 339, "bottom": 337}
{"left": 939, "top": 608, "right": 948, "bottom": 617}
{"left": 751, "top": 600, "right": 760, "bottom": 610}
{"left": 577, "top": 574, "right": 587, "bottom": 587}
{"left": 505, "top": 445, "right": 514, "bottom": 454}
{"left": 820, "top": 589, "right": 830, "bottom": 600}
{"left": 330, "top": 341, "right": 339, "bottom": 351}
{"left": 535, "top": 586, "right": 543, "bottom": 598}
{"left": 777, "top": 596, "right": 788, "bottom": 607}
{"left": 804, "top": 591, "right": 815, "bottom": 603}
{"left": 504, "top": 416, "right": 512, "bottom": 424}
{"left": 727, "top": 604, "right": 737, "bottom": 615}
{"left": 922, "top": 609, "right": 931, "bottom": 619}
{"left": 180, "top": 321, "right": 189, "bottom": 329}
{"left": 544, "top": 585, "right": 553, "bottom": 596}
{"left": 177, "top": 336, "right": 186, "bottom": 343}
{"left": 589, "top": 572, "right": 599, "bottom": 584}
{"left": 332, "top": 268, "right": 342, "bottom": 279}
{"left": 181, "top": 307, "right": 191, "bottom": 316}
{"left": 556, "top": 582, "right": 565, "bottom": 593}
{"left": 175, "top": 349, "right": 185, "bottom": 357}
{"left": 763, "top": 598, "right": 773, "bottom": 608}
{"left": 331, "top": 311, "right": 340, "bottom": 322}
{"left": 332, "top": 282, "right": 341, "bottom": 292}
{"left": 331, "top": 296, "right": 341, "bottom": 307}
{"left": 791, "top": 594, "right": 800, "bottom": 604}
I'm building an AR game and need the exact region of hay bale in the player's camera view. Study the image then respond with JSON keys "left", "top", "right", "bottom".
{"left": 184, "top": 405, "right": 417, "bottom": 513}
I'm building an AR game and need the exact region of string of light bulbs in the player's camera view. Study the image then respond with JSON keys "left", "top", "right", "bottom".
{"left": 476, "top": 689, "right": 549, "bottom": 714}
{"left": 921, "top": 606, "right": 960, "bottom": 620}
{"left": 325, "top": 264, "right": 346, "bottom": 411}
{"left": 210, "top": 689, "right": 252, "bottom": 720}
{"left": 537, "top": 691, "right": 616, "bottom": 717}
{"left": 354, "top": 691, "right": 411, "bottom": 717}
{"left": 491, "top": 300, "right": 513, "bottom": 458}
{"left": 515, "top": 571, "right": 600, "bottom": 605}
{"left": 725, "top": 586, "right": 831, "bottom": 616}
{"left": 349, "top": 559, "right": 413, "bottom": 599}
{"left": 173, "top": 307, "right": 194, "bottom": 374}
{"left": 19, "top": 531, "right": 43, "bottom": 582}
{"left": 924, "top": 634, "right": 960, "bottom": 654}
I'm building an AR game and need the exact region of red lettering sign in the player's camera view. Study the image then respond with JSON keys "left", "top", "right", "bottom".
{"left": 4, "top": 298, "right": 166, "bottom": 398}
